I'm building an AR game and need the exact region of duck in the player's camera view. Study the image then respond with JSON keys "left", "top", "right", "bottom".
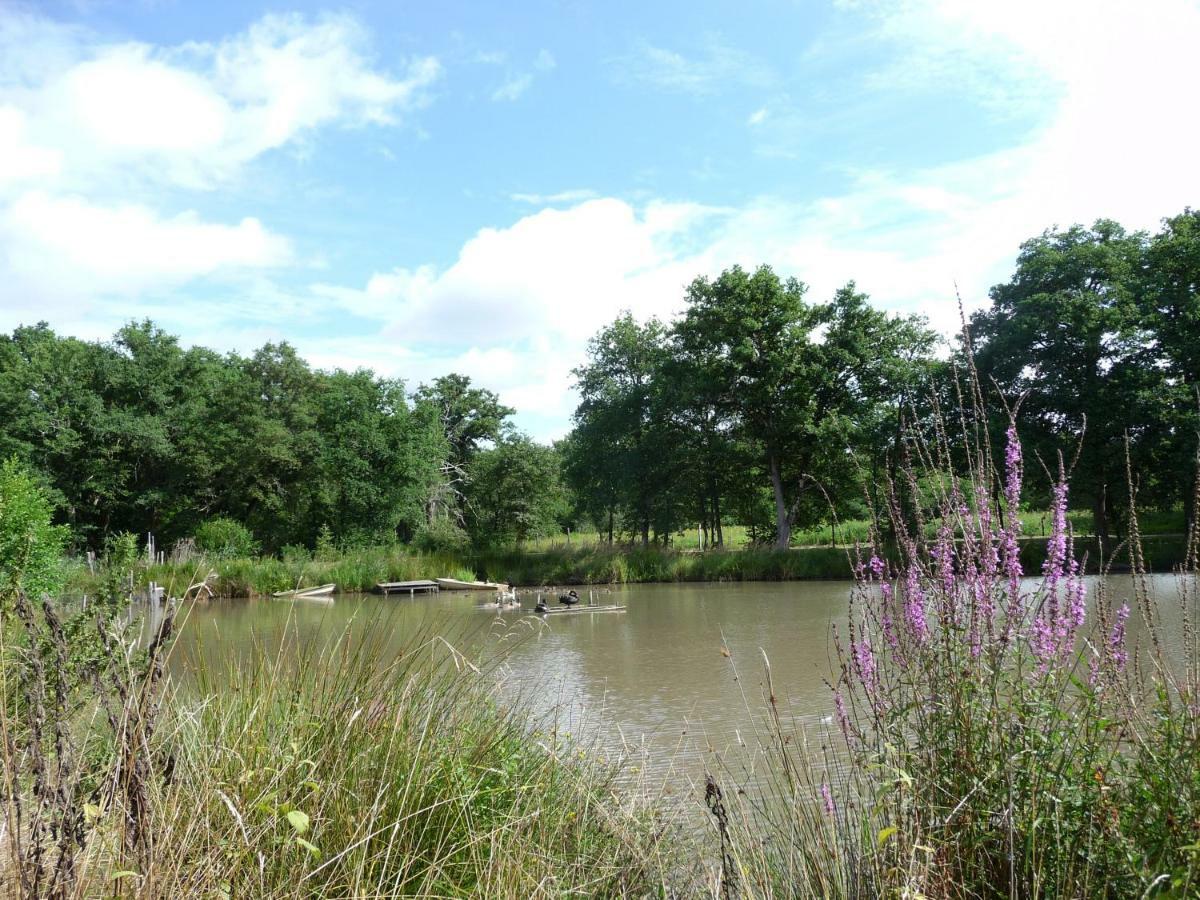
{"left": 557, "top": 589, "right": 580, "bottom": 606}
{"left": 496, "top": 584, "right": 518, "bottom": 604}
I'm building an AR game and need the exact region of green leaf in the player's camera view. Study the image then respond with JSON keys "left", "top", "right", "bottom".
{"left": 877, "top": 826, "right": 898, "bottom": 847}
{"left": 295, "top": 837, "right": 321, "bottom": 859}
{"left": 286, "top": 809, "right": 310, "bottom": 835}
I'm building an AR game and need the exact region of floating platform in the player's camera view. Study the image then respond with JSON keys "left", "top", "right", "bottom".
{"left": 376, "top": 580, "right": 440, "bottom": 596}
{"left": 435, "top": 578, "right": 507, "bottom": 591}
{"left": 535, "top": 604, "right": 626, "bottom": 616}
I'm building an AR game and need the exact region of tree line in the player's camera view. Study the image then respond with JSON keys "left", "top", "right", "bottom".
{"left": 566, "top": 209, "right": 1200, "bottom": 549}
{"left": 2, "top": 208, "right": 1197, "bottom": 555}
{"left": 0, "top": 326, "right": 564, "bottom": 552}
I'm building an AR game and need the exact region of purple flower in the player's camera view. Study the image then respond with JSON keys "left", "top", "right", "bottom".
{"left": 869, "top": 554, "right": 885, "bottom": 578}
{"left": 834, "top": 690, "right": 850, "bottom": 740}
{"left": 1031, "top": 614, "right": 1056, "bottom": 667}
{"left": 904, "top": 565, "right": 930, "bottom": 644}
{"left": 852, "top": 636, "right": 878, "bottom": 696}
{"left": 820, "top": 782, "right": 836, "bottom": 815}
{"left": 1109, "top": 603, "right": 1130, "bottom": 672}
{"left": 1004, "top": 426, "right": 1023, "bottom": 513}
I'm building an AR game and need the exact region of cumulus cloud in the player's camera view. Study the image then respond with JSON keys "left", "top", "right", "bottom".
{"left": 0, "top": 8, "right": 438, "bottom": 318}
{"left": 309, "top": 0, "right": 1200, "bottom": 436}
{"left": 2, "top": 191, "right": 292, "bottom": 295}
{"left": 0, "top": 10, "right": 440, "bottom": 191}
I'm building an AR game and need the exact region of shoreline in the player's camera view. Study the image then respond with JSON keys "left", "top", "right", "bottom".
{"left": 69, "top": 533, "right": 1189, "bottom": 599}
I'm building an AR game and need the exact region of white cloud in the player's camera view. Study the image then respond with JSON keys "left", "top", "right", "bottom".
{"left": 2, "top": 191, "right": 292, "bottom": 296}
{"left": 0, "top": 10, "right": 441, "bottom": 191}
{"left": 510, "top": 188, "right": 598, "bottom": 205}
{"left": 614, "top": 37, "right": 772, "bottom": 95}
{"left": 492, "top": 73, "right": 533, "bottom": 102}
{"left": 747, "top": 107, "right": 768, "bottom": 126}
{"left": 490, "top": 48, "right": 556, "bottom": 102}
{"left": 0, "top": 9, "right": 437, "bottom": 323}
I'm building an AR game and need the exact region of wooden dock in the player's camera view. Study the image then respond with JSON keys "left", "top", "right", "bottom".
{"left": 375, "top": 580, "right": 440, "bottom": 596}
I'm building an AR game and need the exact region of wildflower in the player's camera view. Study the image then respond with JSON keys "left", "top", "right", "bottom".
{"left": 852, "top": 636, "right": 878, "bottom": 697}
{"left": 820, "top": 782, "right": 836, "bottom": 815}
{"left": 880, "top": 582, "right": 899, "bottom": 651}
{"left": 904, "top": 566, "right": 930, "bottom": 644}
{"left": 869, "top": 554, "right": 885, "bottom": 578}
{"left": 1109, "top": 603, "right": 1130, "bottom": 672}
{"left": 834, "top": 690, "right": 850, "bottom": 740}
{"left": 1030, "top": 614, "right": 1056, "bottom": 667}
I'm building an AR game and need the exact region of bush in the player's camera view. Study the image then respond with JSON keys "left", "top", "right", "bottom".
{"left": 412, "top": 518, "right": 471, "bottom": 555}
{"left": 0, "top": 458, "right": 68, "bottom": 605}
{"left": 193, "top": 517, "right": 259, "bottom": 559}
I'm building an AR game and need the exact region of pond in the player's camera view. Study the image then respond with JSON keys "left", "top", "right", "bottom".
{"left": 165, "top": 574, "right": 1184, "bottom": 791}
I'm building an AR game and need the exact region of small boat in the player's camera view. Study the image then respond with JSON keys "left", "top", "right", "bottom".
{"left": 435, "top": 577, "right": 507, "bottom": 592}
{"left": 272, "top": 583, "right": 336, "bottom": 599}
{"left": 535, "top": 604, "right": 626, "bottom": 616}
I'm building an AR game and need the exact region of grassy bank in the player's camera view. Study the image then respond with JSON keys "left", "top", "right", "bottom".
{"left": 2, "top": 604, "right": 679, "bottom": 898}
{"left": 66, "top": 531, "right": 1192, "bottom": 599}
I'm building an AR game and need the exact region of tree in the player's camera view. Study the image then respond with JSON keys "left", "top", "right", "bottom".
{"left": 569, "top": 314, "right": 686, "bottom": 546}
{"left": 465, "top": 436, "right": 567, "bottom": 546}
{"left": 673, "top": 266, "right": 933, "bottom": 548}
{"left": 412, "top": 374, "right": 514, "bottom": 525}
{"left": 1142, "top": 209, "right": 1200, "bottom": 526}
{"left": 972, "top": 221, "right": 1155, "bottom": 547}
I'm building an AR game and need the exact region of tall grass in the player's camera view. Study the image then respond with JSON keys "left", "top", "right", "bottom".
{"left": 1, "top": 603, "right": 677, "bottom": 897}
{"left": 700, "top": 411, "right": 1200, "bottom": 895}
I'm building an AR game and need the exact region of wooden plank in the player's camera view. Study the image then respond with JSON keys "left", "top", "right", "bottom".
{"left": 376, "top": 580, "right": 440, "bottom": 595}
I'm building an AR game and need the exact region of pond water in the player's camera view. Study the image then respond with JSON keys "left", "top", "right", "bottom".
{"left": 165, "top": 574, "right": 1186, "bottom": 791}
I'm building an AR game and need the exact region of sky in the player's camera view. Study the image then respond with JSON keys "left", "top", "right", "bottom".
{"left": 2, "top": 0, "right": 1199, "bottom": 440}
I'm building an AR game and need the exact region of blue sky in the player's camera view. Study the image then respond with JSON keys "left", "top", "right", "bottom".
{"left": 2, "top": 0, "right": 1198, "bottom": 439}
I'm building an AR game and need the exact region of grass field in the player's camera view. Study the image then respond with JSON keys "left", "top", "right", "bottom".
{"left": 531, "top": 508, "right": 1187, "bottom": 551}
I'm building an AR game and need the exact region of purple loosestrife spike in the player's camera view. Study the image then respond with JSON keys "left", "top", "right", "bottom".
{"left": 869, "top": 555, "right": 885, "bottom": 579}
{"left": 1043, "top": 481, "right": 1069, "bottom": 592}
{"left": 821, "top": 782, "right": 836, "bottom": 815}
{"left": 904, "top": 565, "right": 930, "bottom": 644}
{"left": 1031, "top": 614, "right": 1056, "bottom": 670}
{"left": 1109, "top": 603, "right": 1130, "bottom": 672}
{"left": 852, "top": 637, "right": 878, "bottom": 697}
{"left": 880, "top": 583, "right": 900, "bottom": 651}
{"left": 1001, "top": 427, "right": 1025, "bottom": 632}
{"left": 834, "top": 690, "right": 850, "bottom": 741}
{"left": 1004, "top": 427, "right": 1023, "bottom": 511}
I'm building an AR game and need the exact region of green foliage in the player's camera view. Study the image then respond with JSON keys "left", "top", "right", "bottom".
{"left": 0, "top": 457, "right": 68, "bottom": 605}
{"left": 193, "top": 517, "right": 259, "bottom": 559}
{"left": 0, "top": 323, "right": 448, "bottom": 552}
{"left": 465, "top": 436, "right": 568, "bottom": 546}
{"left": 412, "top": 518, "right": 471, "bottom": 555}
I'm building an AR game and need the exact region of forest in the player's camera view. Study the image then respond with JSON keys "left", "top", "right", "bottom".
{"left": 2, "top": 208, "right": 1198, "bottom": 557}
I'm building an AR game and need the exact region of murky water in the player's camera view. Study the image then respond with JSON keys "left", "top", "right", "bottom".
{"left": 165, "top": 574, "right": 1189, "bottom": 789}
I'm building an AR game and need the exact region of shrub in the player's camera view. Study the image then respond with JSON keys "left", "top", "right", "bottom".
{"left": 412, "top": 518, "right": 471, "bottom": 555}
{"left": 0, "top": 458, "right": 68, "bottom": 605}
{"left": 194, "top": 517, "right": 259, "bottom": 559}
